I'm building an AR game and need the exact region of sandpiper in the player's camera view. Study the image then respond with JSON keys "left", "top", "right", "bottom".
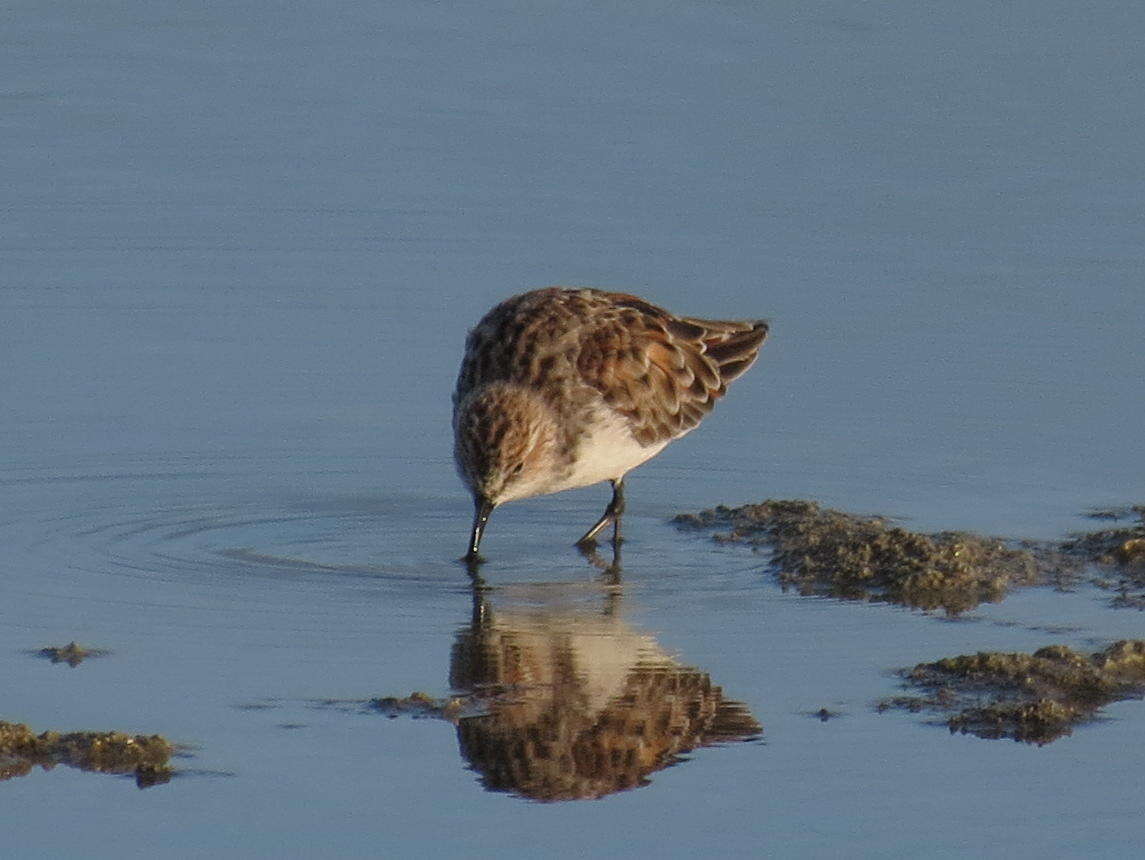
{"left": 453, "top": 287, "right": 768, "bottom": 561}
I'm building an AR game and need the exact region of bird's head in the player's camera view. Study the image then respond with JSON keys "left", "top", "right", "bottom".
{"left": 454, "top": 383, "right": 562, "bottom": 560}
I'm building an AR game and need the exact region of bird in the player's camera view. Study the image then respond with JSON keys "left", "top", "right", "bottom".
{"left": 453, "top": 287, "right": 768, "bottom": 562}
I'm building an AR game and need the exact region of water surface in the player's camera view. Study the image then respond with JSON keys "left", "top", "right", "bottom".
{"left": 4, "top": 0, "right": 1144, "bottom": 857}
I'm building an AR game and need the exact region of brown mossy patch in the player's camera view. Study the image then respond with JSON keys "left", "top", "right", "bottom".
{"left": 0, "top": 721, "right": 174, "bottom": 787}
{"left": 1064, "top": 506, "right": 1145, "bottom": 565}
{"left": 371, "top": 691, "right": 470, "bottom": 722}
{"left": 1062, "top": 506, "right": 1145, "bottom": 608}
{"left": 675, "top": 500, "right": 1040, "bottom": 615}
{"left": 879, "top": 640, "right": 1145, "bottom": 744}
{"left": 35, "top": 642, "right": 109, "bottom": 667}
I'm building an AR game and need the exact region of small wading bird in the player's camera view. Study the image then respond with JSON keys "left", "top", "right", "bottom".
{"left": 453, "top": 287, "right": 768, "bottom": 562}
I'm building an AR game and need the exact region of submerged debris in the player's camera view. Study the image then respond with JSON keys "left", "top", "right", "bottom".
{"left": 1063, "top": 506, "right": 1145, "bottom": 566}
{"left": 1062, "top": 506, "right": 1145, "bottom": 608}
{"left": 0, "top": 721, "right": 174, "bottom": 787}
{"left": 675, "top": 500, "right": 1040, "bottom": 614}
{"left": 35, "top": 642, "right": 108, "bottom": 667}
{"left": 370, "top": 692, "right": 470, "bottom": 722}
{"left": 879, "top": 640, "right": 1145, "bottom": 744}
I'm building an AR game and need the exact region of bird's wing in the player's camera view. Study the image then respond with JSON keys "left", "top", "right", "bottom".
{"left": 574, "top": 294, "right": 769, "bottom": 446}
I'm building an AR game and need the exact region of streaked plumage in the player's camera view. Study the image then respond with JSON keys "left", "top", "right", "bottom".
{"left": 454, "top": 287, "right": 768, "bottom": 560}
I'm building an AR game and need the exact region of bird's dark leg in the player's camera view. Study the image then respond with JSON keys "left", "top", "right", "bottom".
{"left": 575, "top": 479, "right": 625, "bottom": 548}
{"left": 610, "top": 479, "right": 626, "bottom": 548}
{"left": 463, "top": 495, "right": 494, "bottom": 566}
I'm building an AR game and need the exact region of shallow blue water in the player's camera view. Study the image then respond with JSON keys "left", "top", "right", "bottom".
{"left": 3, "top": 1, "right": 1144, "bottom": 857}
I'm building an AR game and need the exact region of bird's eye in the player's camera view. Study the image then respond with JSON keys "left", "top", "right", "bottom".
{"left": 512, "top": 463, "right": 524, "bottom": 475}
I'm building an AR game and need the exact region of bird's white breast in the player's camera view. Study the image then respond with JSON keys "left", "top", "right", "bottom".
{"left": 512, "top": 407, "right": 671, "bottom": 501}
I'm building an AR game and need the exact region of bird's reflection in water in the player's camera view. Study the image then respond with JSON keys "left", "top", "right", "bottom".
{"left": 451, "top": 555, "right": 760, "bottom": 802}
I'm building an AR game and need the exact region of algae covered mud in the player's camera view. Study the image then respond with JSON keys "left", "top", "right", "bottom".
{"left": 676, "top": 499, "right": 1145, "bottom": 616}
{"left": 675, "top": 500, "right": 1047, "bottom": 614}
{"left": 33, "top": 642, "right": 109, "bottom": 668}
{"left": 880, "top": 641, "right": 1145, "bottom": 745}
{"left": 1064, "top": 507, "right": 1145, "bottom": 608}
{"left": 0, "top": 721, "right": 174, "bottom": 788}
{"left": 676, "top": 499, "right": 1145, "bottom": 748}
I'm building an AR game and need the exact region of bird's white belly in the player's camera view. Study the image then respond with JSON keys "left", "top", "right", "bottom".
{"left": 537, "top": 410, "right": 670, "bottom": 497}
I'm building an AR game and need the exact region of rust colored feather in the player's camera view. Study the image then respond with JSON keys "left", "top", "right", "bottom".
{"left": 454, "top": 287, "right": 768, "bottom": 498}
{"left": 455, "top": 288, "right": 767, "bottom": 449}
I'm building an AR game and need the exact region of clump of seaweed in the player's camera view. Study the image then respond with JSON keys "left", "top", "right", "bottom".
{"left": 370, "top": 691, "right": 471, "bottom": 722}
{"left": 35, "top": 642, "right": 109, "bottom": 667}
{"left": 879, "top": 640, "right": 1145, "bottom": 744}
{"left": 1062, "top": 506, "right": 1145, "bottom": 608}
{"left": 1064, "top": 506, "right": 1145, "bottom": 566}
{"left": 675, "top": 500, "right": 1040, "bottom": 614}
{"left": 0, "top": 721, "right": 175, "bottom": 787}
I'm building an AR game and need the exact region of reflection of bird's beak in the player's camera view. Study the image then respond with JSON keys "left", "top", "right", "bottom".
{"left": 466, "top": 495, "right": 495, "bottom": 562}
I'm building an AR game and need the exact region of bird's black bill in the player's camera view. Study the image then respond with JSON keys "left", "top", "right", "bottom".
{"left": 465, "top": 495, "right": 495, "bottom": 563}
